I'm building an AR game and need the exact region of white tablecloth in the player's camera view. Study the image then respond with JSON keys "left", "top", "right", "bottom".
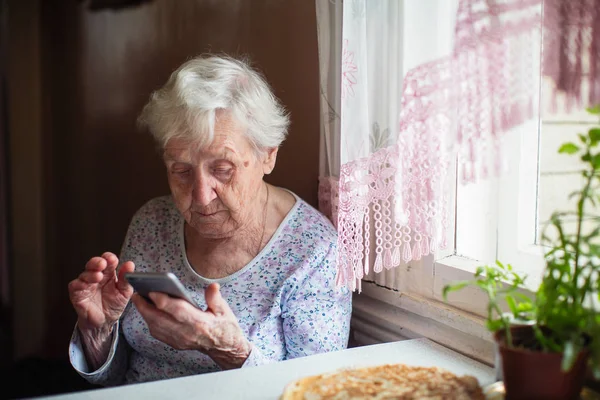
{"left": 42, "top": 338, "right": 495, "bottom": 400}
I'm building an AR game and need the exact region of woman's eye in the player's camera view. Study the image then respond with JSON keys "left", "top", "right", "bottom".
{"left": 172, "top": 169, "right": 191, "bottom": 176}
{"left": 214, "top": 168, "right": 231, "bottom": 175}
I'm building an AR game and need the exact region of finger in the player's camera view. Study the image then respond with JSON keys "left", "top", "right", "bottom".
{"left": 148, "top": 292, "right": 194, "bottom": 321}
{"left": 102, "top": 252, "right": 119, "bottom": 274}
{"left": 132, "top": 293, "right": 175, "bottom": 328}
{"left": 78, "top": 270, "right": 104, "bottom": 284}
{"left": 116, "top": 261, "right": 135, "bottom": 293}
{"left": 205, "top": 283, "right": 232, "bottom": 317}
{"left": 85, "top": 257, "right": 107, "bottom": 272}
{"left": 132, "top": 293, "right": 166, "bottom": 320}
{"left": 131, "top": 293, "right": 154, "bottom": 319}
{"left": 147, "top": 292, "right": 169, "bottom": 310}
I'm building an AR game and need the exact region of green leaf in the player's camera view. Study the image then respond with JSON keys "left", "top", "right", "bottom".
{"left": 442, "top": 281, "right": 470, "bottom": 300}
{"left": 589, "top": 128, "right": 600, "bottom": 145}
{"left": 475, "top": 280, "right": 489, "bottom": 290}
{"left": 486, "top": 319, "right": 504, "bottom": 332}
{"left": 593, "top": 154, "right": 600, "bottom": 168}
{"left": 559, "top": 143, "right": 580, "bottom": 154}
{"left": 514, "top": 292, "right": 534, "bottom": 303}
{"left": 505, "top": 295, "right": 518, "bottom": 315}
{"left": 586, "top": 104, "right": 600, "bottom": 114}
{"left": 516, "top": 302, "right": 535, "bottom": 315}
{"left": 578, "top": 133, "right": 588, "bottom": 143}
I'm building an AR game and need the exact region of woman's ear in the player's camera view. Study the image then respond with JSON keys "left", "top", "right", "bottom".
{"left": 262, "top": 147, "right": 279, "bottom": 175}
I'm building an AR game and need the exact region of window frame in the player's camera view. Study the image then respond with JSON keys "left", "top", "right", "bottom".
{"left": 362, "top": 120, "right": 546, "bottom": 319}
{"left": 435, "top": 120, "right": 546, "bottom": 314}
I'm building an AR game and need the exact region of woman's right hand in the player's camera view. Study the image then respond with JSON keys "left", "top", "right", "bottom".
{"left": 68, "top": 252, "right": 135, "bottom": 369}
{"left": 69, "top": 252, "right": 135, "bottom": 331}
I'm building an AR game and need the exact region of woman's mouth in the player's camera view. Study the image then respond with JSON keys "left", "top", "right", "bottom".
{"left": 196, "top": 211, "right": 220, "bottom": 217}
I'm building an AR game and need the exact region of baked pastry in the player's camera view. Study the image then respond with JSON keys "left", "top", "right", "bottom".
{"left": 280, "top": 364, "right": 485, "bottom": 399}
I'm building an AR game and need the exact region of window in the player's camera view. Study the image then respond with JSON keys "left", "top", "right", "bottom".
{"left": 400, "top": 77, "right": 597, "bottom": 318}
{"left": 351, "top": 0, "right": 598, "bottom": 361}
{"left": 538, "top": 95, "right": 599, "bottom": 243}
{"left": 364, "top": 44, "right": 562, "bottom": 318}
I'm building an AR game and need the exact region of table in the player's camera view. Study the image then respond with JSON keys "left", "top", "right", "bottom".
{"left": 42, "top": 338, "right": 495, "bottom": 400}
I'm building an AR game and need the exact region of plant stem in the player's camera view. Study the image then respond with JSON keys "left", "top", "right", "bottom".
{"left": 574, "top": 165, "right": 596, "bottom": 304}
{"left": 493, "top": 302, "right": 512, "bottom": 347}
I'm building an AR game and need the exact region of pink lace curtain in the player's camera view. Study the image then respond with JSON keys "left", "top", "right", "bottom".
{"left": 543, "top": 0, "right": 600, "bottom": 111}
{"left": 317, "top": 0, "right": 460, "bottom": 292}
{"left": 317, "top": 0, "right": 600, "bottom": 292}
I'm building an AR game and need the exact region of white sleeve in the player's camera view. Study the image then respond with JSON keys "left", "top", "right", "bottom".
{"left": 69, "top": 321, "right": 129, "bottom": 386}
{"left": 240, "top": 344, "right": 270, "bottom": 368}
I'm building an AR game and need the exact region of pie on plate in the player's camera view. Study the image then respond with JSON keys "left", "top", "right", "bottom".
{"left": 280, "top": 364, "right": 485, "bottom": 399}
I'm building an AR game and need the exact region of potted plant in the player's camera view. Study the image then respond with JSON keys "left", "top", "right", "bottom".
{"left": 444, "top": 106, "right": 600, "bottom": 400}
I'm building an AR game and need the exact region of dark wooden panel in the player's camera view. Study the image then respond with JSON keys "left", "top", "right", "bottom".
{"left": 0, "top": 0, "right": 12, "bottom": 367}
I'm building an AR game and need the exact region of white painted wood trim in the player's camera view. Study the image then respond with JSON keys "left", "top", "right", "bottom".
{"left": 352, "top": 281, "right": 495, "bottom": 366}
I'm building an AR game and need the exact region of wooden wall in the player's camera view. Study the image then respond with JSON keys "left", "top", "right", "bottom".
{"left": 8, "top": 0, "right": 320, "bottom": 359}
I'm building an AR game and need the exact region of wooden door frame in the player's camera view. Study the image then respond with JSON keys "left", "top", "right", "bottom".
{"left": 6, "top": 0, "right": 47, "bottom": 360}
{"left": 0, "top": 0, "right": 12, "bottom": 367}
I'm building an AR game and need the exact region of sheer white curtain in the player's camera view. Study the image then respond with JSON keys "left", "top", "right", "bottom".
{"left": 317, "top": 0, "right": 556, "bottom": 292}
{"left": 317, "top": 0, "right": 597, "bottom": 292}
{"left": 317, "top": 0, "right": 458, "bottom": 292}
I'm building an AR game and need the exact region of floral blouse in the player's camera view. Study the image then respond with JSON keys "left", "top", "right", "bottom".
{"left": 69, "top": 193, "right": 352, "bottom": 386}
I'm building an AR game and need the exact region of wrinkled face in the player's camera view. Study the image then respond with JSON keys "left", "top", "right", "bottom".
{"left": 164, "top": 114, "right": 277, "bottom": 239}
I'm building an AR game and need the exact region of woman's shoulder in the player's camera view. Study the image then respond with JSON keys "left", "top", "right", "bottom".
{"left": 282, "top": 192, "right": 338, "bottom": 248}
{"left": 269, "top": 194, "right": 339, "bottom": 292}
{"left": 120, "top": 196, "right": 181, "bottom": 272}
{"left": 135, "top": 195, "right": 177, "bottom": 214}
{"left": 128, "top": 195, "right": 180, "bottom": 230}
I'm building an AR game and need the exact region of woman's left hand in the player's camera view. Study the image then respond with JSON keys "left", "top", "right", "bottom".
{"left": 131, "top": 282, "right": 252, "bottom": 370}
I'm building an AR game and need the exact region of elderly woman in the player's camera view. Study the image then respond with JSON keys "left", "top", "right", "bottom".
{"left": 67, "top": 55, "right": 351, "bottom": 386}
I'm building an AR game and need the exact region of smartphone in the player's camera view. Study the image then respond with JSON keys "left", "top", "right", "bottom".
{"left": 125, "top": 272, "right": 197, "bottom": 307}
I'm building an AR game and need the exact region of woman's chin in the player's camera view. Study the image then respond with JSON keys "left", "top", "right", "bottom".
{"left": 189, "top": 211, "right": 226, "bottom": 225}
{"left": 189, "top": 221, "right": 235, "bottom": 239}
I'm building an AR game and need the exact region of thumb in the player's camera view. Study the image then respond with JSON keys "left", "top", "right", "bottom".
{"left": 117, "top": 261, "right": 135, "bottom": 294}
{"left": 205, "top": 283, "right": 231, "bottom": 316}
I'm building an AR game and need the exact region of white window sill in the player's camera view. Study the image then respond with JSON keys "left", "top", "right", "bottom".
{"left": 352, "top": 280, "right": 495, "bottom": 366}
{"left": 351, "top": 251, "right": 552, "bottom": 368}
{"left": 433, "top": 254, "right": 537, "bottom": 317}
{"left": 351, "top": 253, "right": 542, "bottom": 367}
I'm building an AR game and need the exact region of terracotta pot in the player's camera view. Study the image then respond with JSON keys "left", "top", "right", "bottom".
{"left": 495, "top": 326, "right": 589, "bottom": 400}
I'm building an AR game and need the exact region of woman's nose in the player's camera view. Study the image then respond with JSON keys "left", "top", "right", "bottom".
{"left": 192, "top": 174, "right": 218, "bottom": 206}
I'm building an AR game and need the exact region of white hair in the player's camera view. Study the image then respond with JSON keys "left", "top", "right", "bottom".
{"left": 138, "top": 55, "right": 290, "bottom": 152}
